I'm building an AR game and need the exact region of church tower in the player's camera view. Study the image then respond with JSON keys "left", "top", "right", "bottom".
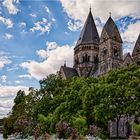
{"left": 74, "top": 9, "right": 100, "bottom": 76}
{"left": 132, "top": 34, "right": 140, "bottom": 66}
{"left": 98, "top": 16, "right": 123, "bottom": 75}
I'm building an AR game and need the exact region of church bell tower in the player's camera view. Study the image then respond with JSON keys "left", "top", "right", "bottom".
{"left": 74, "top": 9, "right": 100, "bottom": 76}
{"left": 98, "top": 16, "right": 123, "bottom": 75}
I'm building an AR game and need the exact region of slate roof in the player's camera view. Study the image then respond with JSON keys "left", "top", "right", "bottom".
{"left": 103, "top": 17, "right": 122, "bottom": 43}
{"left": 123, "top": 53, "right": 129, "bottom": 60}
{"left": 123, "top": 52, "right": 133, "bottom": 62}
{"left": 61, "top": 66, "right": 79, "bottom": 78}
{"left": 132, "top": 34, "right": 140, "bottom": 56}
{"left": 76, "top": 10, "right": 100, "bottom": 46}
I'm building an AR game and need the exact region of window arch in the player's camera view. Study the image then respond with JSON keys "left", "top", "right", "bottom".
{"left": 83, "top": 53, "right": 90, "bottom": 62}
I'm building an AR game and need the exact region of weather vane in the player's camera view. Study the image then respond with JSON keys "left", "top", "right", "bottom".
{"left": 109, "top": 12, "right": 111, "bottom": 17}
{"left": 64, "top": 60, "right": 66, "bottom": 67}
{"left": 90, "top": 3, "right": 91, "bottom": 11}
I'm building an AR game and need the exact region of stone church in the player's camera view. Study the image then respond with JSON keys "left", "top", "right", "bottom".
{"left": 59, "top": 9, "right": 140, "bottom": 79}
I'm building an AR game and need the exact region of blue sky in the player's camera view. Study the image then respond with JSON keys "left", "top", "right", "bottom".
{"left": 0, "top": 0, "right": 140, "bottom": 118}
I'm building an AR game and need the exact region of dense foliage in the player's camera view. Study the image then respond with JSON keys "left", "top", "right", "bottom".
{"left": 3, "top": 65, "right": 140, "bottom": 139}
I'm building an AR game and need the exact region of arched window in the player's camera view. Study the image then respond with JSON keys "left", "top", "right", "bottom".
{"left": 94, "top": 55, "right": 98, "bottom": 64}
{"left": 103, "top": 47, "right": 107, "bottom": 55}
{"left": 83, "top": 56, "right": 85, "bottom": 62}
{"left": 114, "top": 48, "right": 118, "bottom": 56}
{"left": 85, "top": 53, "right": 88, "bottom": 62}
{"left": 87, "top": 56, "right": 90, "bottom": 62}
{"left": 114, "top": 36, "right": 117, "bottom": 40}
{"left": 83, "top": 54, "right": 90, "bottom": 62}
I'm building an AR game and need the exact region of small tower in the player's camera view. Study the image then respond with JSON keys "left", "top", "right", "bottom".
{"left": 74, "top": 9, "right": 100, "bottom": 76}
{"left": 98, "top": 15, "right": 123, "bottom": 75}
{"left": 132, "top": 34, "right": 140, "bottom": 66}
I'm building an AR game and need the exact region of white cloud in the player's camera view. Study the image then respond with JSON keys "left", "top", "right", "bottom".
{"left": 30, "top": 18, "right": 51, "bottom": 34}
{"left": 0, "top": 16, "right": 13, "bottom": 28}
{"left": 52, "top": 18, "right": 56, "bottom": 22}
{"left": 4, "top": 33, "right": 13, "bottom": 40}
{"left": 45, "top": 6, "right": 51, "bottom": 14}
{"left": 122, "top": 21, "right": 140, "bottom": 43}
{"left": 36, "top": 41, "right": 58, "bottom": 59}
{"left": 3, "top": 0, "right": 20, "bottom": 15}
{"left": 0, "top": 55, "right": 11, "bottom": 69}
{"left": 60, "top": 0, "right": 140, "bottom": 23}
{"left": 67, "top": 20, "right": 82, "bottom": 31}
{"left": 0, "top": 85, "right": 28, "bottom": 98}
{"left": 19, "top": 22, "right": 26, "bottom": 27}
{"left": 36, "top": 49, "right": 48, "bottom": 59}
{"left": 19, "top": 74, "right": 32, "bottom": 79}
{"left": 20, "top": 42, "right": 74, "bottom": 80}
{"left": 46, "top": 41, "right": 58, "bottom": 50}
{"left": 1, "top": 75, "right": 7, "bottom": 83}
{"left": 0, "top": 85, "right": 28, "bottom": 118}
{"left": 123, "top": 42, "right": 135, "bottom": 54}
{"left": 29, "top": 13, "right": 37, "bottom": 18}
{"left": 121, "top": 21, "right": 140, "bottom": 54}
{"left": 0, "top": 99, "right": 13, "bottom": 108}
{"left": 15, "top": 80, "right": 23, "bottom": 84}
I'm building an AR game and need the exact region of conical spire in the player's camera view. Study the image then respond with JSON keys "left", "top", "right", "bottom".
{"left": 132, "top": 34, "right": 140, "bottom": 56}
{"left": 101, "top": 17, "right": 122, "bottom": 43}
{"left": 76, "top": 10, "right": 100, "bottom": 45}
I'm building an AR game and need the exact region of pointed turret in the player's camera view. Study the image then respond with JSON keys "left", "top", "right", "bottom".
{"left": 132, "top": 34, "right": 140, "bottom": 56}
{"left": 76, "top": 10, "right": 100, "bottom": 45}
{"left": 132, "top": 34, "right": 140, "bottom": 65}
{"left": 74, "top": 9, "right": 99, "bottom": 77}
{"left": 100, "top": 17, "right": 122, "bottom": 43}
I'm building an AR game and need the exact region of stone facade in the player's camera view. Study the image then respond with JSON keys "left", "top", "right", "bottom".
{"left": 59, "top": 10, "right": 140, "bottom": 79}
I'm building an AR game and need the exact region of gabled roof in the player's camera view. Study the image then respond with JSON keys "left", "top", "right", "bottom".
{"left": 76, "top": 10, "right": 100, "bottom": 46}
{"left": 101, "top": 17, "right": 122, "bottom": 43}
{"left": 132, "top": 34, "right": 140, "bottom": 56}
{"left": 123, "top": 52, "right": 133, "bottom": 62}
{"left": 60, "top": 66, "right": 79, "bottom": 79}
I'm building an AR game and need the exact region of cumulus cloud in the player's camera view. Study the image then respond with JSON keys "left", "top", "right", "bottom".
{"left": 1, "top": 75, "right": 7, "bottom": 83}
{"left": 15, "top": 80, "right": 23, "bottom": 84}
{"left": 0, "top": 55, "right": 11, "bottom": 69}
{"left": 36, "top": 42, "right": 58, "bottom": 59}
{"left": 46, "top": 41, "right": 58, "bottom": 50}
{"left": 122, "top": 21, "right": 140, "bottom": 43}
{"left": 0, "top": 16, "right": 13, "bottom": 28}
{"left": 18, "top": 74, "right": 32, "bottom": 79}
{"left": 2, "top": 0, "right": 20, "bottom": 15}
{"left": 0, "top": 85, "right": 28, "bottom": 98}
{"left": 4, "top": 33, "right": 13, "bottom": 40}
{"left": 60, "top": 0, "right": 140, "bottom": 23}
{"left": 67, "top": 20, "right": 82, "bottom": 31}
{"left": 20, "top": 42, "right": 74, "bottom": 80}
{"left": 29, "top": 13, "right": 37, "bottom": 18}
{"left": 121, "top": 21, "right": 140, "bottom": 54}
{"left": 30, "top": 18, "right": 51, "bottom": 34}
{"left": 45, "top": 6, "right": 51, "bottom": 14}
{"left": 123, "top": 41, "right": 135, "bottom": 54}
{"left": 19, "top": 22, "right": 26, "bottom": 28}
{"left": 0, "top": 85, "right": 28, "bottom": 118}
{"left": 36, "top": 49, "right": 48, "bottom": 59}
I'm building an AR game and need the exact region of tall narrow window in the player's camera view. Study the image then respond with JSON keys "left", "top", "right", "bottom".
{"left": 85, "top": 54, "right": 88, "bottom": 62}
{"left": 114, "top": 48, "right": 118, "bottom": 56}
{"left": 83, "top": 56, "right": 85, "bottom": 62}
{"left": 87, "top": 56, "right": 90, "bottom": 62}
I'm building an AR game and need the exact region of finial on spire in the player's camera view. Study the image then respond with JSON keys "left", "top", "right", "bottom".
{"left": 109, "top": 12, "right": 111, "bottom": 17}
{"left": 90, "top": 3, "right": 91, "bottom": 11}
{"left": 64, "top": 60, "right": 66, "bottom": 67}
